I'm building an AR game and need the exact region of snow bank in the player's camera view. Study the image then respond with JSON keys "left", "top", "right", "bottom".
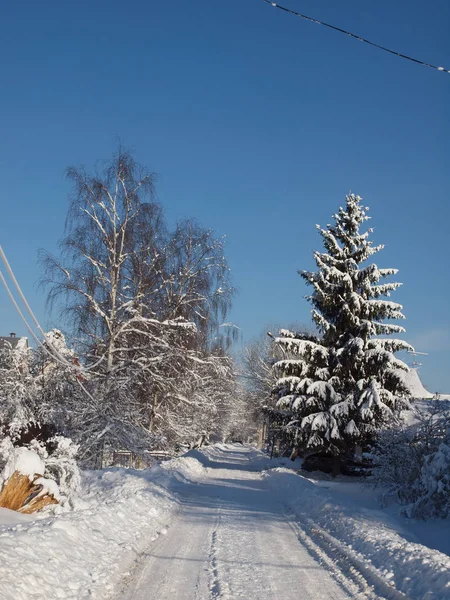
{"left": 160, "top": 453, "right": 207, "bottom": 483}
{"left": 264, "top": 468, "right": 450, "bottom": 600}
{"left": 157, "top": 444, "right": 274, "bottom": 481}
{"left": 0, "top": 463, "right": 179, "bottom": 600}
{"left": 401, "top": 368, "right": 434, "bottom": 399}
{"left": 400, "top": 369, "right": 450, "bottom": 401}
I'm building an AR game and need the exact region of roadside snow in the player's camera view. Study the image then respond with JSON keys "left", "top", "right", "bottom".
{"left": 264, "top": 468, "right": 450, "bottom": 600}
{"left": 159, "top": 453, "right": 208, "bottom": 483}
{"left": 0, "top": 464, "right": 177, "bottom": 600}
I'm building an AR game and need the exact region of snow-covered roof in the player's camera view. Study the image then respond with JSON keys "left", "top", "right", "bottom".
{"left": 401, "top": 368, "right": 450, "bottom": 400}
{"left": 0, "top": 335, "right": 28, "bottom": 351}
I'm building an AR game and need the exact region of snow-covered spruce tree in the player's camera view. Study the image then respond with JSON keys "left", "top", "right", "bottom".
{"left": 273, "top": 194, "right": 412, "bottom": 460}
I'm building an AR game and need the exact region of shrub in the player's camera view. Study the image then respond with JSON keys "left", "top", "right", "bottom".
{"left": 372, "top": 400, "right": 450, "bottom": 518}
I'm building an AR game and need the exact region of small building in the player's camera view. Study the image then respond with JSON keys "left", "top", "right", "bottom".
{"left": 0, "top": 332, "right": 28, "bottom": 352}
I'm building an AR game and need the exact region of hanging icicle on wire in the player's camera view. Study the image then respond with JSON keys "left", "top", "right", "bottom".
{"left": 262, "top": 1, "right": 450, "bottom": 75}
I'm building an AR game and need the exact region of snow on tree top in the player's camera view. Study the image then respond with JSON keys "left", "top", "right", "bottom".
{"left": 278, "top": 329, "right": 297, "bottom": 338}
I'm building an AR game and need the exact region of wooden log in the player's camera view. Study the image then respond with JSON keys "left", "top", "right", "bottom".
{"left": 19, "top": 492, "right": 58, "bottom": 514}
{"left": 0, "top": 471, "right": 58, "bottom": 513}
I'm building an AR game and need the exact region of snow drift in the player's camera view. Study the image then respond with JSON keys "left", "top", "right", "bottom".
{"left": 264, "top": 468, "right": 450, "bottom": 600}
{"left": 0, "top": 464, "right": 177, "bottom": 600}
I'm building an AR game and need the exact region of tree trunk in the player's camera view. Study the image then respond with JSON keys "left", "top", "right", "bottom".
{"left": 332, "top": 455, "right": 341, "bottom": 477}
{"left": 290, "top": 446, "right": 299, "bottom": 461}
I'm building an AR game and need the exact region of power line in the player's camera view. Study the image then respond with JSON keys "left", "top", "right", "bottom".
{"left": 0, "top": 245, "right": 98, "bottom": 403}
{"left": 262, "top": 1, "right": 450, "bottom": 75}
{"left": 0, "top": 244, "right": 104, "bottom": 374}
{"left": 0, "top": 268, "right": 43, "bottom": 349}
{"left": 0, "top": 246, "right": 49, "bottom": 342}
{"left": 0, "top": 245, "right": 78, "bottom": 372}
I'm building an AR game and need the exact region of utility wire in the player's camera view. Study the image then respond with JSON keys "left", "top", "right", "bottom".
{"left": 0, "top": 268, "right": 44, "bottom": 350}
{"left": 0, "top": 266, "right": 78, "bottom": 381}
{"left": 0, "top": 246, "right": 97, "bottom": 403}
{"left": 0, "top": 244, "right": 104, "bottom": 373}
{"left": 262, "top": 1, "right": 450, "bottom": 75}
{"left": 0, "top": 245, "right": 79, "bottom": 372}
{"left": 0, "top": 246, "right": 49, "bottom": 343}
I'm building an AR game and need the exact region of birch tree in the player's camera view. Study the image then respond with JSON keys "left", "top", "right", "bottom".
{"left": 41, "top": 149, "right": 236, "bottom": 462}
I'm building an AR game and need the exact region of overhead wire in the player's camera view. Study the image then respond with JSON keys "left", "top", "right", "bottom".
{"left": 262, "top": 1, "right": 450, "bottom": 75}
{"left": 0, "top": 244, "right": 104, "bottom": 373}
{"left": 0, "top": 245, "right": 81, "bottom": 372}
{"left": 0, "top": 246, "right": 54, "bottom": 344}
{"left": 0, "top": 246, "right": 97, "bottom": 403}
{"left": 0, "top": 268, "right": 44, "bottom": 350}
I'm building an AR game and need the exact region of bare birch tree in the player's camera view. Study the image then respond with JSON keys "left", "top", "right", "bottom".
{"left": 40, "top": 149, "right": 237, "bottom": 462}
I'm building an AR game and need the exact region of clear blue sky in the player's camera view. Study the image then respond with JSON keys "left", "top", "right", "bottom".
{"left": 1, "top": 0, "right": 449, "bottom": 391}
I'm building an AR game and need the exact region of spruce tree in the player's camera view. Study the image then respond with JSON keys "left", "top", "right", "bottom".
{"left": 273, "top": 194, "right": 413, "bottom": 457}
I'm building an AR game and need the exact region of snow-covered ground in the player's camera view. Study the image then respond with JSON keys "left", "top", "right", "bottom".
{"left": 0, "top": 445, "right": 449, "bottom": 599}
{"left": 0, "top": 464, "right": 176, "bottom": 599}
{"left": 264, "top": 468, "right": 450, "bottom": 599}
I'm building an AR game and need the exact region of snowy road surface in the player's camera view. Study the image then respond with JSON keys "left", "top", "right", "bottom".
{"left": 1, "top": 444, "right": 448, "bottom": 599}
{"left": 119, "top": 446, "right": 363, "bottom": 600}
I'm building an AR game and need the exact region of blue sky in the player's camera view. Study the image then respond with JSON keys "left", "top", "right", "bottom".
{"left": 1, "top": 0, "right": 449, "bottom": 391}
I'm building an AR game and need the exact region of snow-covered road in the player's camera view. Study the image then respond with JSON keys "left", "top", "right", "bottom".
{"left": 1, "top": 444, "right": 448, "bottom": 599}
{"left": 119, "top": 446, "right": 355, "bottom": 600}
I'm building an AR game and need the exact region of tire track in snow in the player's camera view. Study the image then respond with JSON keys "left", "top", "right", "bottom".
{"left": 116, "top": 446, "right": 368, "bottom": 600}
{"left": 285, "top": 511, "right": 408, "bottom": 600}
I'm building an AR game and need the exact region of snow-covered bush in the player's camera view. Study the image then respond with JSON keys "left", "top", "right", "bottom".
{"left": 0, "top": 432, "right": 80, "bottom": 508}
{"left": 0, "top": 333, "right": 81, "bottom": 507}
{"left": 411, "top": 442, "right": 450, "bottom": 518}
{"left": 30, "top": 435, "right": 80, "bottom": 504}
{"left": 0, "top": 341, "right": 36, "bottom": 437}
{"left": 0, "top": 437, "right": 16, "bottom": 475}
{"left": 372, "top": 401, "right": 450, "bottom": 518}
